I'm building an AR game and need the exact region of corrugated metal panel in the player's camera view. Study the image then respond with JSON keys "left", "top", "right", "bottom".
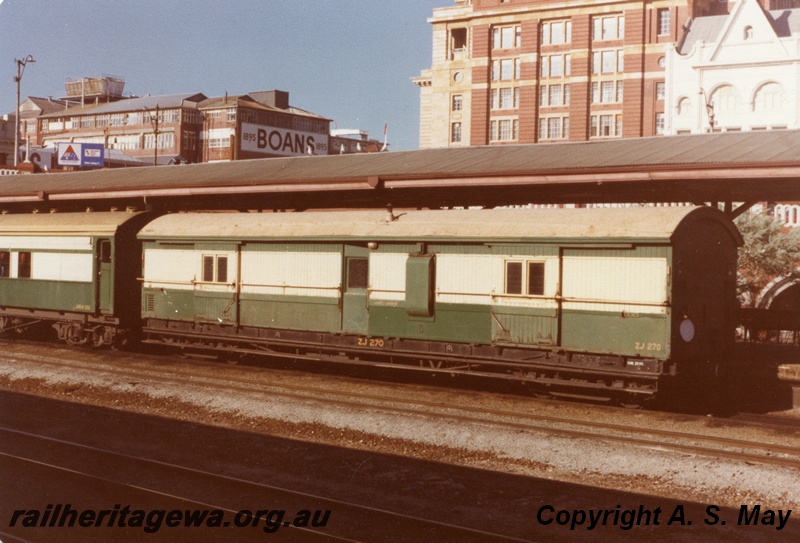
{"left": 139, "top": 206, "right": 707, "bottom": 243}
{"left": 5, "top": 130, "right": 800, "bottom": 201}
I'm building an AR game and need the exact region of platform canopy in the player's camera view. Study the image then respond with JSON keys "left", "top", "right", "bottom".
{"left": 2, "top": 130, "right": 800, "bottom": 213}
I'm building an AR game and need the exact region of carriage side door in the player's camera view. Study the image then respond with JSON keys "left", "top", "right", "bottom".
{"left": 342, "top": 245, "right": 369, "bottom": 334}
{"left": 97, "top": 238, "right": 114, "bottom": 314}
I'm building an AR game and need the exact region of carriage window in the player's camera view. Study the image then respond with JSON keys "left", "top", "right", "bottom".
{"left": 202, "top": 256, "right": 214, "bottom": 282}
{"left": 505, "top": 260, "right": 545, "bottom": 295}
{"left": 99, "top": 239, "right": 112, "bottom": 264}
{"left": 505, "top": 261, "right": 523, "bottom": 294}
{"left": 18, "top": 252, "right": 31, "bottom": 279}
{"left": 202, "top": 255, "right": 228, "bottom": 283}
{"left": 0, "top": 252, "right": 8, "bottom": 278}
{"left": 217, "top": 256, "right": 228, "bottom": 283}
{"left": 528, "top": 262, "right": 545, "bottom": 295}
{"left": 347, "top": 258, "right": 368, "bottom": 290}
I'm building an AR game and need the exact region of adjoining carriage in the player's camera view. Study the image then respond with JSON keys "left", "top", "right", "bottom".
{"left": 0, "top": 211, "right": 150, "bottom": 346}
{"left": 138, "top": 205, "right": 742, "bottom": 402}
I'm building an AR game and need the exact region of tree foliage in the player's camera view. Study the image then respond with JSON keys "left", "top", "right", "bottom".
{"left": 734, "top": 211, "right": 800, "bottom": 307}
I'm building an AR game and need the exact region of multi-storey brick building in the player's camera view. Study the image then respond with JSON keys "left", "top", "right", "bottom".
{"left": 7, "top": 76, "right": 385, "bottom": 169}
{"left": 413, "top": 0, "right": 769, "bottom": 149}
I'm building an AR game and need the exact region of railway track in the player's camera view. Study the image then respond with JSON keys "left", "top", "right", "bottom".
{"left": 0, "top": 408, "right": 531, "bottom": 542}
{"left": 2, "top": 344, "right": 799, "bottom": 473}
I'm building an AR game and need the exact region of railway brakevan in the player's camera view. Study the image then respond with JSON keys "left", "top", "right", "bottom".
{"left": 0, "top": 206, "right": 742, "bottom": 404}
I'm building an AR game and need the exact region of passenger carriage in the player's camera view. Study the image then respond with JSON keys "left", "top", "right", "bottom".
{"left": 138, "top": 206, "right": 742, "bottom": 401}
{"left": 0, "top": 211, "right": 150, "bottom": 346}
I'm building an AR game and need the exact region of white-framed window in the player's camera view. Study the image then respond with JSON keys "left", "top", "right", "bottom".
{"left": 493, "top": 25, "right": 521, "bottom": 49}
{"left": 592, "top": 49, "right": 624, "bottom": 74}
{"left": 593, "top": 15, "right": 624, "bottom": 41}
{"left": 753, "top": 82, "right": 784, "bottom": 111}
{"left": 451, "top": 122, "right": 462, "bottom": 143}
{"left": 202, "top": 255, "right": 228, "bottom": 283}
{"left": 504, "top": 261, "right": 546, "bottom": 296}
{"left": 591, "top": 81, "right": 622, "bottom": 103}
{"left": 492, "top": 58, "right": 521, "bottom": 81}
{"left": 490, "top": 118, "right": 519, "bottom": 142}
{"left": 541, "top": 19, "right": 572, "bottom": 45}
{"left": 590, "top": 114, "right": 622, "bottom": 138}
{"left": 656, "top": 82, "right": 665, "bottom": 100}
{"left": 452, "top": 94, "right": 463, "bottom": 112}
{"left": 677, "top": 97, "right": 690, "bottom": 116}
{"left": 540, "top": 84, "right": 570, "bottom": 108}
{"left": 539, "top": 116, "right": 570, "bottom": 140}
{"left": 541, "top": 54, "right": 570, "bottom": 78}
{"left": 658, "top": 9, "right": 671, "bottom": 36}
{"left": 655, "top": 113, "right": 665, "bottom": 135}
{"left": 491, "top": 87, "right": 519, "bottom": 109}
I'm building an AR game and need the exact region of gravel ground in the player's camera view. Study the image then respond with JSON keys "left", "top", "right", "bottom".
{"left": 0, "top": 343, "right": 798, "bottom": 511}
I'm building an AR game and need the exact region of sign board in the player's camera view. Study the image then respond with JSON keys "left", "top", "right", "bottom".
{"left": 57, "top": 142, "right": 105, "bottom": 168}
{"left": 240, "top": 123, "right": 329, "bottom": 157}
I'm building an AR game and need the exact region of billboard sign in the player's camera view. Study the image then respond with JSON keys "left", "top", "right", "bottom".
{"left": 240, "top": 123, "right": 329, "bottom": 157}
{"left": 57, "top": 142, "right": 105, "bottom": 168}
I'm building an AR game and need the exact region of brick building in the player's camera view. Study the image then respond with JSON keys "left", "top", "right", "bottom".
{"left": 413, "top": 0, "right": 781, "bottom": 149}
{"left": 7, "top": 76, "right": 385, "bottom": 169}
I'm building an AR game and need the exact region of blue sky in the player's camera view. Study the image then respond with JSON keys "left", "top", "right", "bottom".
{"left": 0, "top": 0, "right": 445, "bottom": 150}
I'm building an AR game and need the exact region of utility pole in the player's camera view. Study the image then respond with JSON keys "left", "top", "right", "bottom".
{"left": 144, "top": 104, "right": 160, "bottom": 166}
{"left": 13, "top": 55, "right": 35, "bottom": 167}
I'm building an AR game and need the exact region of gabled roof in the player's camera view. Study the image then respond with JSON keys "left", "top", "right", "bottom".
{"left": 39, "top": 93, "right": 207, "bottom": 118}
{"left": 680, "top": 0, "right": 800, "bottom": 55}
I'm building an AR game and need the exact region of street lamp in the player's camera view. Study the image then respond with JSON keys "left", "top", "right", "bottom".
{"left": 13, "top": 55, "right": 35, "bottom": 167}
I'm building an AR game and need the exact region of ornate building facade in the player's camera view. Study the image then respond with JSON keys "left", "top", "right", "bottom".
{"left": 413, "top": 0, "right": 788, "bottom": 148}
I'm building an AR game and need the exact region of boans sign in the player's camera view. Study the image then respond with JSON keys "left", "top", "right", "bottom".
{"left": 240, "top": 123, "right": 329, "bottom": 157}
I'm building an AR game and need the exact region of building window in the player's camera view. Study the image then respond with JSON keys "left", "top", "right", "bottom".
{"left": 548, "top": 85, "right": 562, "bottom": 106}
{"left": 505, "top": 261, "right": 545, "bottom": 295}
{"left": 450, "top": 27, "right": 468, "bottom": 58}
{"left": 591, "top": 81, "right": 622, "bottom": 103}
{"left": 593, "top": 15, "right": 624, "bottom": 41}
{"left": 493, "top": 25, "right": 521, "bottom": 49}
{"left": 202, "top": 255, "right": 228, "bottom": 283}
{"left": 541, "top": 20, "right": 572, "bottom": 45}
{"left": 493, "top": 58, "right": 521, "bottom": 81}
{"left": 658, "top": 9, "right": 671, "bottom": 36}
{"left": 710, "top": 85, "right": 740, "bottom": 113}
{"left": 744, "top": 26, "right": 753, "bottom": 40}
{"left": 541, "top": 54, "right": 570, "bottom": 78}
{"left": 491, "top": 87, "right": 519, "bottom": 109}
{"left": 452, "top": 94, "right": 463, "bottom": 112}
{"left": 490, "top": 119, "right": 519, "bottom": 142}
{"left": 451, "top": 122, "right": 462, "bottom": 143}
{"left": 676, "top": 97, "right": 690, "bottom": 116}
{"left": 592, "top": 50, "right": 624, "bottom": 74}
{"left": 17, "top": 252, "right": 31, "bottom": 279}
{"left": 0, "top": 251, "right": 8, "bottom": 278}
{"left": 590, "top": 114, "right": 622, "bottom": 138}
{"left": 656, "top": 82, "right": 665, "bottom": 100}
{"left": 656, "top": 113, "right": 665, "bottom": 135}
{"left": 539, "top": 117, "right": 569, "bottom": 140}
{"left": 754, "top": 82, "right": 784, "bottom": 111}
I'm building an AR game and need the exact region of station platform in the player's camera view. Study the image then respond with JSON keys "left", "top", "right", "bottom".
{"left": 734, "top": 343, "right": 800, "bottom": 411}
